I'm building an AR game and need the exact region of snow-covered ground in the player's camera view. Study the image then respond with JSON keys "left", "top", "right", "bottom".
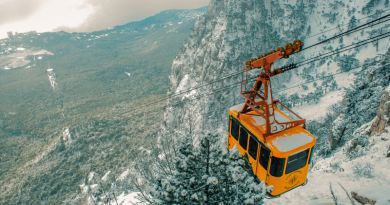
{"left": 46, "top": 68, "right": 58, "bottom": 90}
{"left": 266, "top": 128, "right": 390, "bottom": 205}
{"left": 175, "top": 74, "right": 197, "bottom": 98}
{"left": 111, "top": 192, "right": 140, "bottom": 205}
{"left": 0, "top": 48, "right": 53, "bottom": 70}
{"left": 293, "top": 90, "right": 344, "bottom": 121}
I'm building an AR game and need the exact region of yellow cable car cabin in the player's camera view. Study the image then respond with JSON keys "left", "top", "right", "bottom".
{"left": 228, "top": 104, "right": 316, "bottom": 196}
{"left": 227, "top": 40, "right": 316, "bottom": 196}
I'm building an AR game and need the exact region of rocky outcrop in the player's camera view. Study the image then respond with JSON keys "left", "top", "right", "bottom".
{"left": 370, "top": 86, "right": 390, "bottom": 135}
{"left": 351, "top": 191, "right": 377, "bottom": 205}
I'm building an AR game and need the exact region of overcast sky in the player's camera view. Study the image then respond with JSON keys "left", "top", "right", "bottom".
{"left": 0, "top": 0, "right": 209, "bottom": 39}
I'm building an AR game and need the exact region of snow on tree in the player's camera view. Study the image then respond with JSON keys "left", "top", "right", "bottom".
{"left": 151, "top": 134, "right": 265, "bottom": 205}
{"left": 337, "top": 54, "right": 359, "bottom": 72}
{"left": 362, "top": 0, "right": 383, "bottom": 14}
{"left": 308, "top": 49, "right": 390, "bottom": 156}
{"left": 348, "top": 15, "right": 357, "bottom": 30}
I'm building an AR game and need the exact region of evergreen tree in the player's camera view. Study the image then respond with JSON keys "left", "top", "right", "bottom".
{"left": 151, "top": 134, "right": 265, "bottom": 205}
{"left": 348, "top": 15, "right": 357, "bottom": 30}
{"left": 308, "top": 50, "right": 390, "bottom": 155}
{"left": 337, "top": 54, "right": 359, "bottom": 72}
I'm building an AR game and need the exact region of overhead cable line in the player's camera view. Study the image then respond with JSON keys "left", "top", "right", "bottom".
{"left": 126, "top": 57, "right": 388, "bottom": 119}
{"left": 297, "top": 29, "right": 390, "bottom": 66}
{"left": 302, "top": 13, "right": 390, "bottom": 51}
{"left": 128, "top": 12, "right": 390, "bottom": 111}
{"left": 121, "top": 29, "right": 390, "bottom": 117}
{"left": 305, "top": 7, "right": 390, "bottom": 40}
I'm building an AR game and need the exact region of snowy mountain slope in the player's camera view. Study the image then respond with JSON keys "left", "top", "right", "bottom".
{"left": 161, "top": 0, "right": 311, "bottom": 143}
{"left": 267, "top": 86, "right": 390, "bottom": 205}
{"left": 159, "top": 0, "right": 390, "bottom": 203}
{"left": 162, "top": 0, "right": 390, "bottom": 142}
{"left": 292, "top": 90, "right": 344, "bottom": 121}
{"left": 56, "top": 1, "right": 390, "bottom": 204}
{"left": 78, "top": 1, "right": 390, "bottom": 203}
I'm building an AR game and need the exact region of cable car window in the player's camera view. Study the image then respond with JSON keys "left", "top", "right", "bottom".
{"left": 248, "top": 135, "right": 258, "bottom": 159}
{"left": 230, "top": 118, "right": 239, "bottom": 140}
{"left": 239, "top": 126, "right": 248, "bottom": 150}
{"left": 270, "top": 156, "right": 285, "bottom": 177}
{"left": 286, "top": 149, "right": 309, "bottom": 174}
{"left": 259, "top": 144, "right": 270, "bottom": 170}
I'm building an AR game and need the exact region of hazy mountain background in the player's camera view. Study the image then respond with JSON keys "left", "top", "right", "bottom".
{"left": 0, "top": 7, "right": 206, "bottom": 204}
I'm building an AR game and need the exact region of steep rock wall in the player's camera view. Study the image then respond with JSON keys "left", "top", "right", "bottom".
{"left": 162, "top": 0, "right": 310, "bottom": 141}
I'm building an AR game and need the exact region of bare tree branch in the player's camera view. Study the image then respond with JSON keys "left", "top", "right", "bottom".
{"left": 337, "top": 183, "right": 356, "bottom": 205}
{"left": 329, "top": 182, "right": 338, "bottom": 205}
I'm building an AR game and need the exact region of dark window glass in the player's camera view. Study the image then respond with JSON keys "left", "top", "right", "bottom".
{"left": 270, "top": 156, "right": 285, "bottom": 177}
{"left": 248, "top": 135, "right": 258, "bottom": 159}
{"left": 239, "top": 127, "right": 248, "bottom": 150}
{"left": 230, "top": 118, "right": 239, "bottom": 140}
{"left": 286, "top": 149, "right": 310, "bottom": 174}
{"left": 259, "top": 144, "right": 270, "bottom": 170}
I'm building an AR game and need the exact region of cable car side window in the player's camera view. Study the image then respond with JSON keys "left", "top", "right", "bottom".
{"left": 270, "top": 156, "right": 285, "bottom": 177}
{"left": 248, "top": 135, "right": 258, "bottom": 159}
{"left": 259, "top": 144, "right": 270, "bottom": 170}
{"left": 286, "top": 149, "right": 310, "bottom": 174}
{"left": 239, "top": 126, "right": 248, "bottom": 150}
{"left": 230, "top": 118, "right": 239, "bottom": 140}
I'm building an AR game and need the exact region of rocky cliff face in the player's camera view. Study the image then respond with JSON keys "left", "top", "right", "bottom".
{"left": 162, "top": 0, "right": 390, "bottom": 145}
{"left": 370, "top": 86, "right": 390, "bottom": 135}
{"left": 162, "top": 0, "right": 312, "bottom": 142}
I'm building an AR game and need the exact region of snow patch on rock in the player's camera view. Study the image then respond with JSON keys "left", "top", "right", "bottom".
{"left": 101, "top": 171, "right": 111, "bottom": 182}
{"left": 293, "top": 90, "right": 344, "bottom": 121}
{"left": 118, "top": 169, "right": 129, "bottom": 181}
{"left": 113, "top": 192, "right": 140, "bottom": 205}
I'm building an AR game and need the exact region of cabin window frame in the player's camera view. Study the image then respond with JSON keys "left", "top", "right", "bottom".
{"left": 230, "top": 117, "right": 239, "bottom": 140}
{"left": 248, "top": 135, "right": 259, "bottom": 160}
{"left": 270, "top": 156, "right": 285, "bottom": 177}
{"left": 285, "top": 149, "right": 310, "bottom": 174}
{"left": 229, "top": 116, "right": 271, "bottom": 171}
{"left": 259, "top": 143, "right": 270, "bottom": 170}
{"left": 239, "top": 126, "right": 249, "bottom": 150}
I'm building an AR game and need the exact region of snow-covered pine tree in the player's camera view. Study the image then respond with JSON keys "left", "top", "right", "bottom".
{"left": 152, "top": 139, "right": 200, "bottom": 204}
{"left": 348, "top": 15, "right": 357, "bottom": 30}
{"left": 308, "top": 49, "right": 390, "bottom": 156}
{"left": 151, "top": 134, "right": 265, "bottom": 205}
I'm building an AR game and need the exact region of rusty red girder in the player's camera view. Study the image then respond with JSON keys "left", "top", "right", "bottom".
{"left": 239, "top": 40, "right": 305, "bottom": 137}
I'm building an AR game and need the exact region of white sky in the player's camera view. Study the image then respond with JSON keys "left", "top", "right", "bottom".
{"left": 0, "top": 0, "right": 209, "bottom": 39}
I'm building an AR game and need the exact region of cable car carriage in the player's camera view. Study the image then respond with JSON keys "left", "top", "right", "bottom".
{"left": 227, "top": 40, "right": 316, "bottom": 196}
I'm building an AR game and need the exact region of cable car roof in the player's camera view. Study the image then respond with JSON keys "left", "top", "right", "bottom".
{"left": 270, "top": 132, "right": 313, "bottom": 152}
{"left": 229, "top": 103, "right": 315, "bottom": 154}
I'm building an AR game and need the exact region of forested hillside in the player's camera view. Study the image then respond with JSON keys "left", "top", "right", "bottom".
{"left": 0, "top": 8, "right": 205, "bottom": 204}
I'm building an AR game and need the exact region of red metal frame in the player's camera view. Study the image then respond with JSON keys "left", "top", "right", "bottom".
{"left": 238, "top": 40, "right": 305, "bottom": 137}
